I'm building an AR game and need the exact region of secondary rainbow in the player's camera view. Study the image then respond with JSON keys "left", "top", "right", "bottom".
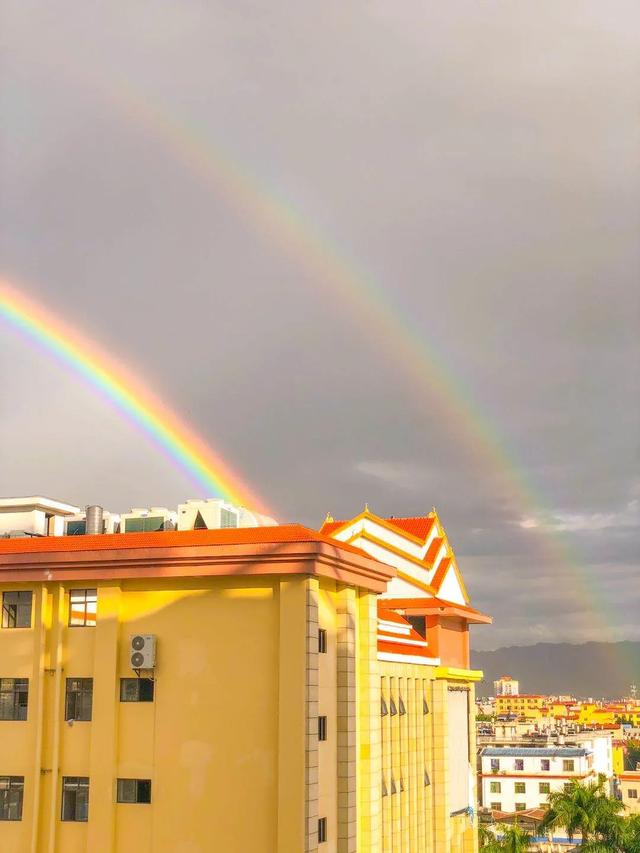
{"left": 106, "top": 87, "right": 626, "bottom": 651}
{"left": 0, "top": 281, "right": 269, "bottom": 515}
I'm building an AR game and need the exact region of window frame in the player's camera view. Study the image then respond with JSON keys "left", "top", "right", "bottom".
{"left": 61, "top": 776, "right": 90, "bottom": 822}
{"left": 123, "top": 516, "right": 165, "bottom": 533}
{"left": 0, "top": 678, "right": 29, "bottom": 721}
{"left": 120, "top": 678, "right": 154, "bottom": 703}
{"left": 68, "top": 589, "right": 97, "bottom": 628}
{"left": 65, "top": 678, "right": 93, "bottom": 722}
{"left": 514, "top": 759, "right": 524, "bottom": 771}
{"left": 541, "top": 759, "right": 550, "bottom": 771}
{"left": 539, "top": 782, "right": 551, "bottom": 794}
{"left": 490, "top": 781, "right": 501, "bottom": 794}
{"left": 116, "top": 778, "right": 152, "bottom": 804}
{"left": 563, "top": 759, "right": 575, "bottom": 772}
{"left": 0, "top": 776, "right": 24, "bottom": 821}
{"left": 318, "top": 816, "right": 327, "bottom": 843}
{"left": 1, "top": 591, "right": 33, "bottom": 629}
{"left": 514, "top": 782, "right": 526, "bottom": 794}
{"left": 318, "top": 715, "right": 327, "bottom": 742}
{"left": 318, "top": 628, "right": 327, "bottom": 654}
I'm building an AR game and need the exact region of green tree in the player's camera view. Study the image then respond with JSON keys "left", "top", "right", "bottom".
{"left": 480, "top": 823, "right": 532, "bottom": 851}
{"left": 540, "top": 776, "right": 624, "bottom": 844}
{"left": 625, "top": 739, "right": 640, "bottom": 771}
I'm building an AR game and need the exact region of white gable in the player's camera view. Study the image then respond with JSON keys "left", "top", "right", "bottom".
{"left": 437, "top": 564, "right": 466, "bottom": 606}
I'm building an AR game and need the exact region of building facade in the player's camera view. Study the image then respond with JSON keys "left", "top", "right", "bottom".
{"left": 493, "top": 677, "right": 519, "bottom": 697}
{"left": 618, "top": 772, "right": 640, "bottom": 815}
{"left": 479, "top": 745, "right": 603, "bottom": 814}
{"left": 0, "top": 499, "right": 489, "bottom": 852}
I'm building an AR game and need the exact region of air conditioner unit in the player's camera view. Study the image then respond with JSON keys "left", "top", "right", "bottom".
{"left": 130, "top": 634, "right": 156, "bottom": 669}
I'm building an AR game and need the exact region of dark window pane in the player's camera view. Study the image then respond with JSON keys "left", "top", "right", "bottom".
{"left": 66, "top": 521, "right": 86, "bottom": 536}
{"left": 61, "top": 777, "right": 89, "bottom": 822}
{"left": 117, "top": 779, "right": 151, "bottom": 804}
{"left": 65, "top": 679, "right": 93, "bottom": 721}
{"left": 2, "top": 592, "right": 32, "bottom": 629}
{"left": 0, "top": 678, "right": 29, "bottom": 721}
{"left": 220, "top": 509, "right": 238, "bottom": 528}
{"left": 0, "top": 776, "right": 24, "bottom": 821}
{"left": 136, "top": 780, "right": 152, "bottom": 804}
{"left": 124, "top": 517, "right": 164, "bottom": 533}
{"left": 120, "top": 678, "right": 154, "bottom": 702}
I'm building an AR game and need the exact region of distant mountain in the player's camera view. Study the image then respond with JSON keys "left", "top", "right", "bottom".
{"left": 471, "top": 641, "right": 640, "bottom": 699}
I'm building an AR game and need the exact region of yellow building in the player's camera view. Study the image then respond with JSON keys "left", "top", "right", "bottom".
{"left": 0, "top": 504, "right": 489, "bottom": 852}
{"left": 618, "top": 772, "right": 640, "bottom": 815}
{"left": 494, "top": 695, "right": 545, "bottom": 719}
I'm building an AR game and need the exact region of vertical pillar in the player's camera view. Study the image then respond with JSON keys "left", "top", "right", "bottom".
{"left": 277, "top": 577, "right": 312, "bottom": 853}
{"left": 465, "top": 683, "right": 479, "bottom": 853}
{"left": 357, "top": 590, "right": 381, "bottom": 853}
{"left": 306, "top": 579, "right": 320, "bottom": 853}
{"left": 431, "top": 680, "right": 451, "bottom": 850}
{"left": 336, "top": 584, "right": 357, "bottom": 853}
{"left": 42, "top": 585, "right": 66, "bottom": 853}
{"left": 86, "top": 584, "right": 121, "bottom": 853}
{"left": 28, "top": 585, "right": 49, "bottom": 853}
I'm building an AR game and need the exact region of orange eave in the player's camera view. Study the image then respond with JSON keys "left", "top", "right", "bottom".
{"left": 381, "top": 596, "right": 492, "bottom": 625}
{"left": 0, "top": 525, "right": 396, "bottom": 593}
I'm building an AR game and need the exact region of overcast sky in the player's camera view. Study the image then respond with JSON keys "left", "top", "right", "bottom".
{"left": 1, "top": 0, "right": 638, "bottom": 650}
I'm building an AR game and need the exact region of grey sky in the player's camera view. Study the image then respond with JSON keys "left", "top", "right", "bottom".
{"left": 1, "top": 0, "right": 638, "bottom": 649}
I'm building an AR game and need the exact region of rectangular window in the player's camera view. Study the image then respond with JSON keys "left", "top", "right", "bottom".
{"left": 514, "top": 759, "right": 524, "bottom": 771}
{"left": 0, "top": 776, "right": 24, "bottom": 821}
{"left": 116, "top": 779, "right": 151, "bottom": 804}
{"left": 628, "top": 789, "right": 638, "bottom": 799}
{"left": 220, "top": 508, "right": 238, "bottom": 528}
{"left": 515, "top": 802, "right": 526, "bottom": 811}
{"left": 65, "top": 679, "right": 93, "bottom": 721}
{"left": 541, "top": 759, "right": 550, "bottom": 771}
{"left": 66, "top": 520, "right": 86, "bottom": 536}
{"left": 123, "top": 516, "right": 165, "bottom": 533}
{"left": 318, "top": 628, "right": 327, "bottom": 654}
{"left": 539, "top": 782, "right": 550, "bottom": 794}
{"left": 491, "top": 759, "right": 500, "bottom": 772}
{"left": 0, "top": 679, "right": 28, "bottom": 721}
{"left": 318, "top": 716, "right": 327, "bottom": 742}
{"left": 318, "top": 817, "right": 327, "bottom": 843}
{"left": 490, "top": 802, "right": 501, "bottom": 811}
{"left": 490, "top": 781, "right": 501, "bottom": 793}
{"left": 2, "top": 592, "right": 32, "bottom": 629}
{"left": 69, "top": 589, "right": 97, "bottom": 627}
{"left": 540, "top": 802, "right": 550, "bottom": 811}
{"left": 61, "top": 777, "right": 89, "bottom": 822}
{"left": 1, "top": 678, "right": 28, "bottom": 723}
{"left": 563, "top": 760, "right": 575, "bottom": 772}
{"left": 515, "top": 782, "right": 526, "bottom": 794}
{"left": 564, "top": 782, "right": 572, "bottom": 792}
{"left": 120, "top": 678, "right": 154, "bottom": 703}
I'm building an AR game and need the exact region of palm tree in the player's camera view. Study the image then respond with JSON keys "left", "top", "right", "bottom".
{"left": 540, "top": 776, "right": 624, "bottom": 844}
{"left": 480, "top": 823, "right": 532, "bottom": 852}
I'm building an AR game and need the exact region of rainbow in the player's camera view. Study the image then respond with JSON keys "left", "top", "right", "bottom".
{"left": 105, "top": 88, "right": 627, "bottom": 652}
{"left": 0, "top": 280, "right": 270, "bottom": 515}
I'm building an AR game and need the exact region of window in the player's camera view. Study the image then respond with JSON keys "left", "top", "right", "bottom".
{"left": 563, "top": 760, "right": 575, "bottom": 772}
{"left": 540, "top": 802, "right": 550, "bottom": 811}
{"left": 220, "top": 508, "right": 238, "bottom": 529}
{"left": 564, "top": 782, "right": 572, "bottom": 792}
{"left": 541, "top": 759, "right": 550, "bottom": 771}
{"left": 318, "top": 716, "right": 327, "bottom": 742}
{"left": 124, "top": 516, "right": 165, "bottom": 533}
{"left": 515, "top": 802, "right": 526, "bottom": 812}
{"left": 318, "top": 629, "right": 327, "bottom": 654}
{"left": 2, "top": 592, "right": 32, "bottom": 629}
{"left": 66, "top": 520, "right": 86, "bottom": 536}
{"left": 61, "top": 777, "right": 89, "bottom": 821}
{"left": 0, "top": 679, "right": 28, "bottom": 721}
{"left": 120, "top": 678, "right": 154, "bottom": 703}
{"left": 514, "top": 759, "right": 524, "bottom": 771}
{"left": 628, "top": 789, "right": 638, "bottom": 799}
{"left": 318, "top": 816, "right": 327, "bottom": 843}
{"left": 491, "top": 759, "right": 500, "bottom": 772}
{"left": 539, "top": 782, "right": 550, "bottom": 794}
{"left": 69, "top": 589, "right": 97, "bottom": 627}
{"left": 65, "top": 679, "right": 93, "bottom": 721}
{"left": 0, "top": 777, "right": 24, "bottom": 821}
{"left": 490, "top": 802, "right": 502, "bottom": 811}
{"left": 515, "top": 782, "right": 526, "bottom": 794}
{"left": 117, "top": 779, "right": 151, "bottom": 804}
{"left": 490, "top": 781, "right": 501, "bottom": 793}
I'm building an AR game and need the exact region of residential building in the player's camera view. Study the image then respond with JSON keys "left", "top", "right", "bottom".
{"left": 494, "top": 677, "right": 519, "bottom": 697}
{"left": 0, "top": 499, "right": 489, "bottom": 852}
{"left": 479, "top": 746, "right": 600, "bottom": 814}
{"left": 494, "top": 695, "right": 546, "bottom": 718}
{"left": 618, "top": 772, "right": 640, "bottom": 815}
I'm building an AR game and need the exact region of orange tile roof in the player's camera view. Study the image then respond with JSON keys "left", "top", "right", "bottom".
{"left": 321, "top": 515, "right": 435, "bottom": 541}
{"left": 0, "top": 525, "right": 367, "bottom": 557}
{"left": 424, "top": 537, "right": 443, "bottom": 566}
{"left": 380, "top": 596, "right": 492, "bottom": 624}
{"left": 430, "top": 555, "right": 451, "bottom": 590}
